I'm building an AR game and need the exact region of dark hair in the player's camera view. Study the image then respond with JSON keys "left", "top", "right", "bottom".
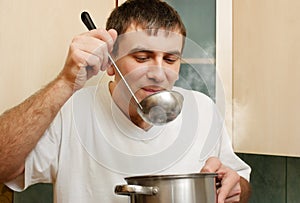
{"left": 106, "top": 0, "right": 186, "bottom": 36}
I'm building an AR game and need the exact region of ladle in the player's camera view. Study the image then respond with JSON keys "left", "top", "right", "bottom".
{"left": 81, "top": 11, "right": 183, "bottom": 125}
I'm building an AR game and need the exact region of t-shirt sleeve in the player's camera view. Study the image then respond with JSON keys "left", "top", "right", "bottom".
{"left": 5, "top": 112, "right": 62, "bottom": 192}
{"left": 193, "top": 91, "right": 251, "bottom": 181}
{"left": 202, "top": 101, "right": 251, "bottom": 181}
{"left": 217, "top": 126, "right": 251, "bottom": 181}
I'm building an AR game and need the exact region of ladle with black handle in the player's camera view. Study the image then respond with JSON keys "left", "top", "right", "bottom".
{"left": 81, "top": 11, "right": 183, "bottom": 125}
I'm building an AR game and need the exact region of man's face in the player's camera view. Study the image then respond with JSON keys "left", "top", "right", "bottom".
{"left": 111, "top": 26, "right": 184, "bottom": 104}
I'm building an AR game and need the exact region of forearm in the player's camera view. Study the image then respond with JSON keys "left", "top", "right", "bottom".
{"left": 239, "top": 177, "right": 251, "bottom": 203}
{"left": 0, "top": 76, "right": 73, "bottom": 182}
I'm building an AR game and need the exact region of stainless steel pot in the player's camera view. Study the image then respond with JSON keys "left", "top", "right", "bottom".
{"left": 115, "top": 173, "right": 217, "bottom": 203}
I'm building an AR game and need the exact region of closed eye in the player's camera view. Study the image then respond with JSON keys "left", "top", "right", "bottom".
{"left": 164, "top": 55, "right": 180, "bottom": 64}
{"left": 135, "top": 56, "right": 149, "bottom": 62}
{"left": 132, "top": 51, "right": 152, "bottom": 63}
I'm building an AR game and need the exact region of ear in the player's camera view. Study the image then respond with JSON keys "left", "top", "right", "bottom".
{"left": 106, "top": 65, "right": 115, "bottom": 76}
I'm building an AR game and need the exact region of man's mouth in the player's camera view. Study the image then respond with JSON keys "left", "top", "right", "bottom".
{"left": 142, "top": 87, "right": 164, "bottom": 93}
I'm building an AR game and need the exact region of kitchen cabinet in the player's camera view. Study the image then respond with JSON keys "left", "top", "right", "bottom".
{"left": 168, "top": 0, "right": 300, "bottom": 157}
{"left": 232, "top": 0, "right": 300, "bottom": 157}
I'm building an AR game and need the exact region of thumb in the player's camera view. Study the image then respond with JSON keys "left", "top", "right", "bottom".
{"left": 107, "top": 29, "right": 118, "bottom": 53}
{"left": 200, "top": 157, "right": 222, "bottom": 173}
{"left": 108, "top": 29, "right": 118, "bottom": 43}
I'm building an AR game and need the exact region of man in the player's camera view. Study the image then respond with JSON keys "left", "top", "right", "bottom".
{"left": 0, "top": 0, "right": 251, "bottom": 202}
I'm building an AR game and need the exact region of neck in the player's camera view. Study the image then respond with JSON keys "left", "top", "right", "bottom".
{"left": 109, "top": 81, "right": 152, "bottom": 131}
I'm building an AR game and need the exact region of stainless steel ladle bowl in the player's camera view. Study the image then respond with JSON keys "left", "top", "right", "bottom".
{"left": 81, "top": 11, "right": 184, "bottom": 125}
{"left": 137, "top": 90, "right": 183, "bottom": 125}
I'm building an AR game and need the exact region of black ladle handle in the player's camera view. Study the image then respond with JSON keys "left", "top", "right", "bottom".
{"left": 81, "top": 11, "right": 97, "bottom": 31}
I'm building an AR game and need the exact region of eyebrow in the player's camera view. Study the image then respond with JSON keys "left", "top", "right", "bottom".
{"left": 128, "top": 46, "right": 182, "bottom": 56}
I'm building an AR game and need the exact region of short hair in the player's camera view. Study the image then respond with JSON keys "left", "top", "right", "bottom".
{"left": 106, "top": 0, "right": 186, "bottom": 37}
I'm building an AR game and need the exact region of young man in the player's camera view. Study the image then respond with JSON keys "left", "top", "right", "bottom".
{"left": 0, "top": 0, "right": 251, "bottom": 202}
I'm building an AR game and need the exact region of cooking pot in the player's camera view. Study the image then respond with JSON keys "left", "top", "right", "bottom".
{"left": 115, "top": 173, "right": 218, "bottom": 203}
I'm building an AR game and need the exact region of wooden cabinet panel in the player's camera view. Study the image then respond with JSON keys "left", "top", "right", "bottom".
{"left": 233, "top": 0, "right": 300, "bottom": 156}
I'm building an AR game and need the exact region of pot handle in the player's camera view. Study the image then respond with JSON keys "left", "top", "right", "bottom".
{"left": 115, "top": 185, "right": 159, "bottom": 196}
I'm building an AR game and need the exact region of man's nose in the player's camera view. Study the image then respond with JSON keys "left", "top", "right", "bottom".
{"left": 146, "top": 58, "right": 166, "bottom": 83}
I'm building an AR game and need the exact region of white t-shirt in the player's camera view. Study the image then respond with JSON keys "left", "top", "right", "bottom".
{"left": 7, "top": 82, "right": 251, "bottom": 203}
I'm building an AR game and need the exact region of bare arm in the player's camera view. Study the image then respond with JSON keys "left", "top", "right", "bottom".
{"left": 0, "top": 28, "right": 117, "bottom": 183}
{"left": 239, "top": 177, "right": 251, "bottom": 203}
{"left": 0, "top": 77, "right": 73, "bottom": 182}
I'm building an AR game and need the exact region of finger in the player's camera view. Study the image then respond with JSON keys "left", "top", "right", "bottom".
{"left": 86, "top": 66, "right": 100, "bottom": 79}
{"left": 98, "top": 29, "right": 117, "bottom": 71}
{"left": 217, "top": 168, "right": 241, "bottom": 203}
{"left": 86, "top": 54, "right": 102, "bottom": 78}
{"left": 72, "top": 35, "right": 109, "bottom": 60}
{"left": 98, "top": 51, "right": 109, "bottom": 71}
{"left": 200, "top": 157, "right": 222, "bottom": 173}
{"left": 76, "top": 29, "right": 117, "bottom": 71}
{"left": 83, "top": 28, "right": 116, "bottom": 52}
{"left": 107, "top": 29, "right": 118, "bottom": 52}
{"left": 72, "top": 49, "right": 101, "bottom": 79}
{"left": 224, "top": 194, "right": 240, "bottom": 203}
{"left": 71, "top": 38, "right": 109, "bottom": 72}
{"left": 82, "top": 28, "right": 113, "bottom": 40}
{"left": 77, "top": 49, "right": 100, "bottom": 68}
{"left": 223, "top": 182, "right": 241, "bottom": 203}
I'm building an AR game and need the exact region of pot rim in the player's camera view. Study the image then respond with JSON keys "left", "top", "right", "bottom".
{"left": 125, "top": 172, "right": 218, "bottom": 181}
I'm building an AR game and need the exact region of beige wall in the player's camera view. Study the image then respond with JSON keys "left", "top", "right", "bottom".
{"left": 0, "top": 0, "right": 114, "bottom": 113}
{"left": 233, "top": 0, "right": 300, "bottom": 156}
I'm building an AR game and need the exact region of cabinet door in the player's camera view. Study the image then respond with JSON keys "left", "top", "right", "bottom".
{"left": 233, "top": 0, "right": 300, "bottom": 156}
